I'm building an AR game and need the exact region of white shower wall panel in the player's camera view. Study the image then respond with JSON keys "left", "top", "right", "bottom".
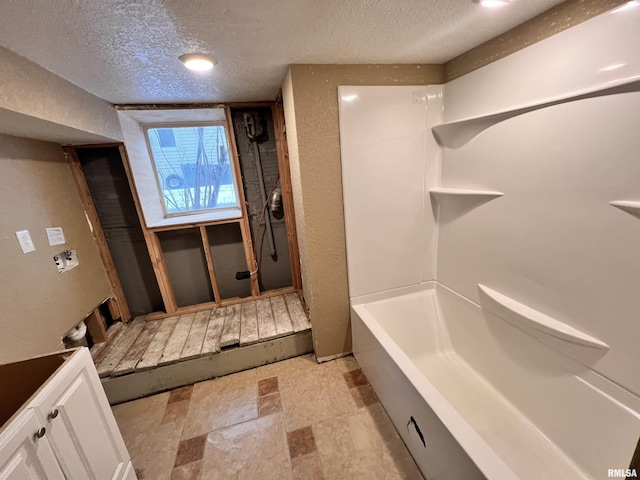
{"left": 339, "top": 86, "right": 437, "bottom": 298}
{"left": 441, "top": 5, "right": 640, "bottom": 123}
{"left": 437, "top": 91, "right": 640, "bottom": 396}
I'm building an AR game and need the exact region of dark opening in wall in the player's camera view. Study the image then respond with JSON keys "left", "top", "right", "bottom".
{"left": 157, "top": 228, "right": 214, "bottom": 307}
{"left": 207, "top": 223, "right": 252, "bottom": 300}
{"left": 77, "top": 147, "right": 163, "bottom": 316}
{"left": 231, "top": 107, "right": 292, "bottom": 292}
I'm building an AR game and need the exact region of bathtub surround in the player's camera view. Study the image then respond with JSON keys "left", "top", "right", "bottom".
{"left": 280, "top": 1, "right": 628, "bottom": 363}
{"left": 282, "top": 65, "right": 444, "bottom": 360}
{"left": 340, "top": 6, "right": 640, "bottom": 480}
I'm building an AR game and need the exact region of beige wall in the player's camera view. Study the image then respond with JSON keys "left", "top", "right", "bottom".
{"left": 282, "top": 65, "right": 444, "bottom": 359}
{"left": 0, "top": 46, "right": 122, "bottom": 144}
{"left": 0, "top": 134, "right": 111, "bottom": 363}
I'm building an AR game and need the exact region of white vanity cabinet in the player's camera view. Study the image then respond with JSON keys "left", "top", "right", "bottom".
{"left": 0, "top": 348, "right": 136, "bottom": 480}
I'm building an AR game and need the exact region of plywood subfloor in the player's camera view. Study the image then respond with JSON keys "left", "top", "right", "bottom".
{"left": 95, "top": 294, "right": 311, "bottom": 378}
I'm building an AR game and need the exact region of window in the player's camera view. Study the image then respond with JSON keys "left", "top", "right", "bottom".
{"left": 145, "top": 124, "right": 238, "bottom": 216}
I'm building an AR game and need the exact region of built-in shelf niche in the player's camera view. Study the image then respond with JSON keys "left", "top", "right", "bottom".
{"left": 610, "top": 200, "right": 640, "bottom": 219}
{"left": 430, "top": 188, "right": 503, "bottom": 210}
{"left": 478, "top": 284, "right": 609, "bottom": 350}
{"left": 432, "top": 79, "right": 640, "bottom": 149}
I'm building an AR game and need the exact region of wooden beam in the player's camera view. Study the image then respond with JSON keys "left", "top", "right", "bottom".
{"left": 107, "top": 298, "right": 121, "bottom": 322}
{"left": 114, "top": 102, "right": 275, "bottom": 110}
{"left": 224, "top": 101, "right": 275, "bottom": 109}
{"left": 148, "top": 231, "right": 178, "bottom": 313}
{"left": 225, "top": 106, "right": 260, "bottom": 297}
{"left": 272, "top": 100, "right": 303, "bottom": 291}
{"left": 148, "top": 217, "right": 240, "bottom": 233}
{"left": 67, "top": 143, "right": 123, "bottom": 149}
{"left": 64, "top": 147, "right": 131, "bottom": 322}
{"left": 200, "top": 226, "right": 221, "bottom": 304}
{"left": 116, "top": 103, "right": 225, "bottom": 110}
{"left": 143, "top": 286, "right": 296, "bottom": 321}
{"left": 85, "top": 308, "right": 108, "bottom": 343}
{"left": 118, "top": 145, "right": 178, "bottom": 313}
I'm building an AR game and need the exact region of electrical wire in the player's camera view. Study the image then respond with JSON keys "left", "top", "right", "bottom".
{"left": 250, "top": 175, "right": 280, "bottom": 276}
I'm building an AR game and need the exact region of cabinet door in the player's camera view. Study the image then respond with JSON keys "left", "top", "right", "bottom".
{"left": 40, "top": 351, "right": 131, "bottom": 480}
{"left": 0, "top": 409, "right": 65, "bottom": 480}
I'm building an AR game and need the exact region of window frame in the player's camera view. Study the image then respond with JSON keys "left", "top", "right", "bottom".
{"left": 117, "top": 107, "right": 244, "bottom": 229}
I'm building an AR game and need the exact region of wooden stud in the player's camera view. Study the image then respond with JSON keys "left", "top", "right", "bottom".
{"left": 148, "top": 217, "right": 240, "bottom": 233}
{"left": 224, "top": 101, "right": 275, "bottom": 109}
{"left": 272, "top": 101, "right": 303, "bottom": 291}
{"left": 114, "top": 102, "right": 274, "bottom": 111}
{"left": 68, "top": 143, "right": 122, "bottom": 149}
{"left": 148, "top": 231, "right": 178, "bottom": 313}
{"left": 107, "top": 298, "right": 122, "bottom": 323}
{"left": 116, "top": 103, "right": 226, "bottom": 111}
{"left": 85, "top": 308, "right": 108, "bottom": 343}
{"left": 200, "top": 226, "right": 221, "bottom": 303}
{"left": 64, "top": 147, "right": 131, "bottom": 322}
{"left": 118, "top": 145, "right": 178, "bottom": 313}
{"left": 225, "top": 106, "right": 260, "bottom": 297}
{"left": 144, "top": 286, "right": 297, "bottom": 321}
{"left": 135, "top": 316, "right": 178, "bottom": 371}
{"left": 257, "top": 285, "right": 297, "bottom": 298}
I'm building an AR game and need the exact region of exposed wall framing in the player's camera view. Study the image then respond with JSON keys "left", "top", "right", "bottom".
{"left": 231, "top": 106, "right": 293, "bottom": 292}
{"left": 70, "top": 104, "right": 302, "bottom": 320}
{"left": 65, "top": 147, "right": 131, "bottom": 322}
{"left": 273, "top": 98, "right": 302, "bottom": 291}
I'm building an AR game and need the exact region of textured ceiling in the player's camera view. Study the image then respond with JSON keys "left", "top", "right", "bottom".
{"left": 0, "top": 0, "right": 565, "bottom": 104}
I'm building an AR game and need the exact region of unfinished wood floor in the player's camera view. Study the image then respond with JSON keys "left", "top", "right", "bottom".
{"left": 95, "top": 294, "right": 311, "bottom": 378}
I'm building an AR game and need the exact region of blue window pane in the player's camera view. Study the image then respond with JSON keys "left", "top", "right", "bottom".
{"left": 147, "top": 126, "right": 238, "bottom": 215}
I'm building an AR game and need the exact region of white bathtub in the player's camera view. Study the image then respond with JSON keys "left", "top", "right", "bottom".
{"left": 352, "top": 283, "right": 640, "bottom": 480}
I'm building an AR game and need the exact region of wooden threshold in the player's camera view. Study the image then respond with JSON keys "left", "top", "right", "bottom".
{"left": 96, "top": 293, "right": 310, "bottom": 378}
{"left": 102, "top": 330, "right": 313, "bottom": 405}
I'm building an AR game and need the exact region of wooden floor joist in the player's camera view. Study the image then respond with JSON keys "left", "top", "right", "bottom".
{"left": 94, "top": 294, "right": 311, "bottom": 379}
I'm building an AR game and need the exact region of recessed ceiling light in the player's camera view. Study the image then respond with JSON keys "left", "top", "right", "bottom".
{"left": 179, "top": 53, "right": 215, "bottom": 72}
{"left": 474, "top": 0, "right": 511, "bottom": 7}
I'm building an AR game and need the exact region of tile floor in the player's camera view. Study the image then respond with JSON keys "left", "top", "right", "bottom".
{"left": 112, "top": 354, "right": 424, "bottom": 480}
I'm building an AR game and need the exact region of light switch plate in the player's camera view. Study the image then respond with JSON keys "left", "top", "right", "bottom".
{"left": 16, "top": 230, "right": 35, "bottom": 254}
